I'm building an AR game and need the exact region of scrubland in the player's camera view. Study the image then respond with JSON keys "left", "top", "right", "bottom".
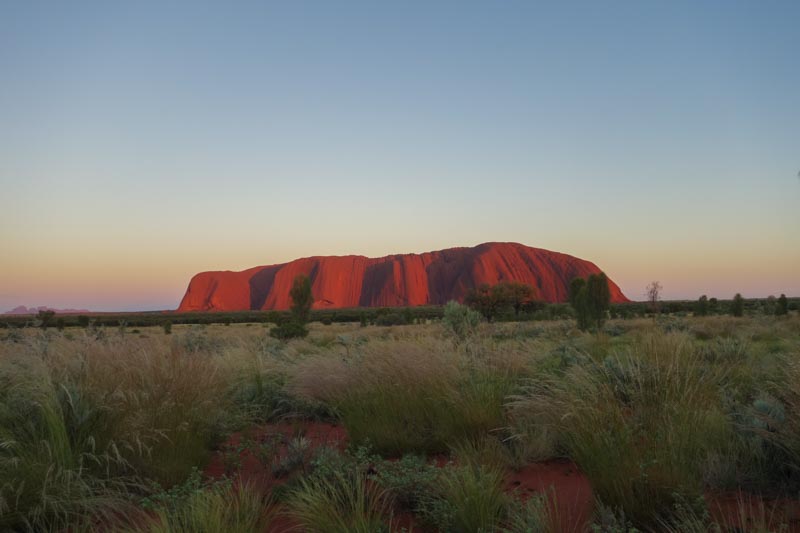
{"left": 1, "top": 313, "right": 799, "bottom": 532}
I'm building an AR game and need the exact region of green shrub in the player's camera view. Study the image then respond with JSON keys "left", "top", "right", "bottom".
{"left": 373, "top": 454, "right": 438, "bottom": 510}
{"left": 442, "top": 300, "right": 482, "bottom": 340}
{"left": 270, "top": 320, "right": 308, "bottom": 340}
{"left": 731, "top": 293, "right": 745, "bottom": 317}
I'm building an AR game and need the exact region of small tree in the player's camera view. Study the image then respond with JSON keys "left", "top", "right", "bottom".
{"left": 731, "top": 293, "right": 745, "bottom": 317}
{"left": 289, "top": 274, "right": 313, "bottom": 324}
{"left": 569, "top": 274, "right": 611, "bottom": 331}
{"left": 646, "top": 281, "right": 662, "bottom": 320}
{"left": 777, "top": 294, "right": 789, "bottom": 316}
{"left": 465, "top": 284, "right": 503, "bottom": 322}
{"left": 36, "top": 309, "right": 55, "bottom": 329}
{"left": 501, "top": 282, "right": 537, "bottom": 316}
{"left": 586, "top": 273, "right": 611, "bottom": 328}
{"left": 464, "top": 281, "right": 537, "bottom": 321}
{"left": 162, "top": 320, "right": 172, "bottom": 335}
{"left": 271, "top": 274, "right": 313, "bottom": 340}
{"left": 77, "top": 315, "right": 90, "bottom": 328}
{"left": 569, "top": 277, "right": 591, "bottom": 331}
{"left": 696, "top": 295, "right": 709, "bottom": 317}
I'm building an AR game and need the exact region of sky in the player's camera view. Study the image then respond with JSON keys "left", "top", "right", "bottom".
{"left": 1, "top": 1, "right": 798, "bottom": 311}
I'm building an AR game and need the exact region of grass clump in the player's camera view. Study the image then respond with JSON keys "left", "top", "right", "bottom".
{"left": 511, "top": 332, "right": 730, "bottom": 525}
{"left": 0, "top": 357, "right": 136, "bottom": 531}
{"left": 135, "top": 481, "right": 276, "bottom": 533}
{"left": 425, "top": 463, "right": 508, "bottom": 533}
{"left": 291, "top": 340, "right": 516, "bottom": 455}
{"left": 287, "top": 469, "right": 393, "bottom": 533}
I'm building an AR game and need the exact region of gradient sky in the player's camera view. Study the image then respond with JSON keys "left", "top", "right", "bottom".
{"left": 1, "top": 1, "right": 798, "bottom": 311}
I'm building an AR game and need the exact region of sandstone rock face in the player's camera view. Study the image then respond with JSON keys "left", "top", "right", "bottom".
{"left": 177, "top": 242, "right": 628, "bottom": 311}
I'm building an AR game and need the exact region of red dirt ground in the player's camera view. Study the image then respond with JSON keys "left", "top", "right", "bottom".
{"left": 707, "top": 491, "right": 800, "bottom": 533}
{"left": 203, "top": 422, "right": 800, "bottom": 532}
{"left": 203, "top": 422, "right": 593, "bottom": 532}
{"left": 504, "top": 460, "right": 594, "bottom": 532}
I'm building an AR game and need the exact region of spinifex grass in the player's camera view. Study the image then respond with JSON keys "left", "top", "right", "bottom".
{"left": 511, "top": 332, "right": 731, "bottom": 525}
{"left": 136, "top": 481, "right": 277, "bottom": 533}
{"left": 290, "top": 339, "right": 517, "bottom": 455}
{"left": 288, "top": 469, "right": 393, "bottom": 533}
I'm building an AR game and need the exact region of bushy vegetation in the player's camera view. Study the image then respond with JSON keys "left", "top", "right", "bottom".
{"left": 569, "top": 273, "right": 612, "bottom": 331}
{"left": 1, "top": 309, "right": 799, "bottom": 531}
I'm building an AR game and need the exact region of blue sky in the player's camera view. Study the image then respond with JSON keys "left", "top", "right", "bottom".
{"left": 1, "top": 1, "right": 798, "bottom": 310}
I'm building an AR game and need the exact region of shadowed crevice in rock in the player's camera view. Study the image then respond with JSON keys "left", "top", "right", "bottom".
{"left": 248, "top": 265, "right": 281, "bottom": 310}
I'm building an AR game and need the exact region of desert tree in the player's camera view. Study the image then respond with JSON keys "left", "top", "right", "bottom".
{"left": 731, "top": 293, "right": 745, "bottom": 317}
{"left": 36, "top": 309, "right": 55, "bottom": 329}
{"left": 272, "top": 274, "right": 313, "bottom": 340}
{"left": 569, "top": 274, "right": 611, "bottom": 331}
{"left": 646, "top": 281, "right": 662, "bottom": 320}
{"left": 569, "top": 277, "right": 591, "bottom": 331}
{"left": 289, "top": 274, "right": 313, "bottom": 324}
{"left": 465, "top": 284, "right": 504, "bottom": 322}
{"left": 696, "top": 295, "right": 709, "bottom": 317}
{"left": 777, "top": 294, "right": 789, "bottom": 316}
{"left": 586, "top": 273, "right": 611, "bottom": 328}
{"left": 500, "top": 281, "right": 537, "bottom": 316}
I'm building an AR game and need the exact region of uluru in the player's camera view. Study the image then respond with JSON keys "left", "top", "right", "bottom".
{"left": 177, "top": 242, "right": 628, "bottom": 312}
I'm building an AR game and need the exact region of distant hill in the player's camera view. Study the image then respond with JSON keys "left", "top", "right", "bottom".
{"left": 178, "top": 242, "right": 628, "bottom": 312}
{"left": 4, "top": 306, "right": 91, "bottom": 315}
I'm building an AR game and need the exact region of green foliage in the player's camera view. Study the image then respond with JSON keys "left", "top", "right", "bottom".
{"left": 162, "top": 320, "right": 172, "bottom": 334}
{"left": 570, "top": 273, "right": 611, "bottom": 331}
{"left": 374, "top": 312, "right": 409, "bottom": 326}
{"left": 77, "top": 315, "right": 90, "bottom": 328}
{"left": 138, "top": 481, "right": 275, "bottom": 533}
{"left": 0, "top": 362, "right": 136, "bottom": 531}
{"left": 336, "top": 366, "right": 514, "bottom": 456}
{"left": 270, "top": 274, "right": 315, "bottom": 340}
{"left": 777, "top": 294, "right": 789, "bottom": 316}
{"left": 429, "top": 463, "right": 508, "bottom": 533}
{"left": 511, "top": 332, "right": 730, "bottom": 526}
{"left": 270, "top": 319, "right": 309, "bottom": 340}
{"left": 696, "top": 295, "right": 709, "bottom": 316}
{"left": 502, "top": 492, "right": 559, "bottom": 533}
{"left": 287, "top": 469, "right": 393, "bottom": 533}
{"left": 465, "top": 281, "right": 537, "bottom": 322}
{"left": 36, "top": 309, "right": 55, "bottom": 329}
{"left": 570, "top": 277, "right": 591, "bottom": 330}
{"left": 290, "top": 274, "right": 314, "bottom": 324}
{"left": 587, "top": 273, "right": 612, "bottom": 327}
{"left": 373, "top": 454, "right": 439, "bottom": 510}
{"left": 731, "top": 293, "right": 745, "bottom": 317}
{"left": 442, "top": 300, "right": 482, "bottom": 340}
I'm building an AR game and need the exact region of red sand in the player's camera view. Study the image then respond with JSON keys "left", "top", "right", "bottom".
{"left": 707, "top": 491, "right": 800, "bottom": 532}
{"left": 504, "top": 460, "right": 594, "bottom": 532}
{"left": 203, "top": 422, "right": 594, "bottom": 532}
{"left": 203, "top": 423, "right": 800, "bottom": 532}
{"left": 178, "top": 242, "right": 629, "bottom": 311}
